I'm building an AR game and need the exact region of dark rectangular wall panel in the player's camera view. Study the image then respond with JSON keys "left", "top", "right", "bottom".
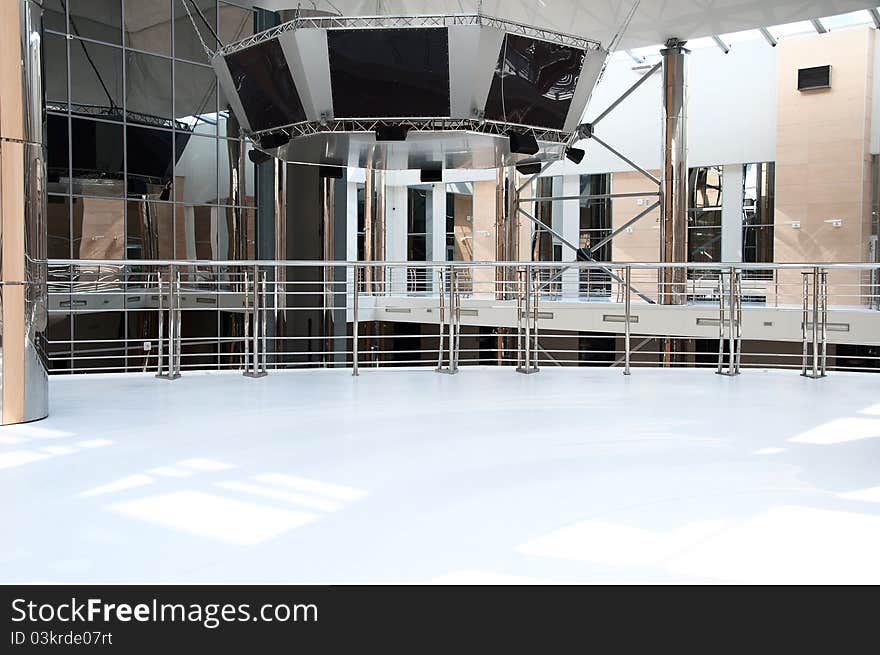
{"left": 224, "top": 39, "right": 306, "bottom": 131}
{"left": 327, "top": 28, "right": 450, "bottom": 118}
{"left": 484, "top": 34, "right": 584, "bottom": 130}
{"left": 798, "top": 65, "right": 831, "bottom": 91}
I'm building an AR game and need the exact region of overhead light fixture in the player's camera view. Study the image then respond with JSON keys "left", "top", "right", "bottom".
{"left": 508, "top": 131, "right": 539, "bottom": 155}
{"left": 375, "top": 125, "right": 408, "bottom": 141}
{"left": 564, "top": 147, "right": 585, "bottom": 164}
{"left": 758, "top": 27, "right": 778, "bottom": 47}
{"left": 515, "top": 161, "right": 542, "bottom": 175}
{"left": 711, "top": 35, "right": 730, "bottom": 54}
{"left": 259, "top": 132, "right": 289, "bottom": 150}
{"left": 810, "top": 18, "right": 828, "bottom": 34}
{"left": 247, "top": 149, "right": 271, "bottom": 165}
{"left": 420, "top": 168, "right": 442, "bottom": 183}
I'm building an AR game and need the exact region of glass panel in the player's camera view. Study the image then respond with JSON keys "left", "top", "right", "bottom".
{"left": 743, "top": 162, "right": 775, "bottom": 278}
{"left": 47, "top": 114, "right": 70, "bottom": 191}
{"left": 126, "top": 199, "right": 174, "bottom": 259}
{"left": 224, "top": 206, "right": 255, "bottom": 259}
{"left": 73, "top": 312, "right": 125, "bottom": 372}
{"left": 484, "top": 34, "right": 585, "bottom": 130}
{"left": 47, "top": 195, "right": 71, "bottom": 259}
{"left": 174, "top": 0, "right": 217, "bottom": 64}
{"left": 219, "top": 1, "right": 253, "bottom": 44}
{"left": 445, "top": 191, "right": 473, "bottom": 261}
{"left": 175, "top": 133, "right": 219, "bottom": 204}
{"left": 44, "top": 0, "right": 66, "bottom": 33}
{"left": 68, "top": 0, "right": 122, "bottom": 45}
{"left": 223, "top": 39, "right": 306, "bottom": 131}
{"left": 327, "top": 28, "right": 450, "bottom": 118}
{"left": 126, "top": 125, "right": 174, "bottom": 195}
{"left": 125, "top": 0, "right": 172, "bottom": 56}
{"left": 688, "top": 166, "right": 723, "bottom": 266}
{"left": 72, "top": 197, "right": 125, "bottom": 259}
{"left": 70, "top": 118, "right": 125, "bottom": 196}
{"left": 579, "top": 173, "right": 612, "bottom": 296}
{"left": 126, "top": 51, "right": 173, "bottom": 123}
{"left": 175, "top": 205, "right": 221, "bottom": 259}
{"left": 69, "top": 39, "right": 123, "bottom": 119}
{"left": 175, "top": 60, "right": 217, "bottom": 134}
{"left": 44, "top": 32, "right": 68, "bottom": 107}
{"left": 218, "top": 137, "right": 245, "bottom": 206}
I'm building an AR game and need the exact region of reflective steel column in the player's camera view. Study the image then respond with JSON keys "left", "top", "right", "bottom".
{"left": 659, "top": 38, "right": 688, "bottom": 367}
{"left": 496, "top": 166, "right": 519, "bottom": 300}
{"left": 659, "top": 38, "right": 688, "bottom": 305}
{"left": 0, "top": 0, "right": 48, "bottom": 424}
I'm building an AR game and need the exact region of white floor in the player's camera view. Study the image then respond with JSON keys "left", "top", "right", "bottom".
{"left": 2, "top": 366, "right": 880, "bottom": 584}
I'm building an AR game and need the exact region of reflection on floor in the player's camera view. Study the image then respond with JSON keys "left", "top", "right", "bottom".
{"left": 1, "top": 366, "right": 879, "bottom": 583}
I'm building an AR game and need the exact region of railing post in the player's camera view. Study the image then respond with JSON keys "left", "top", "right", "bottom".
{"left": 801, "top": 271, "right": 809, "bottom": 376}
{"left": 624, "top": 265, "right": 632, "bottom": 375}
{"left": 812, "top": 266, "right": 820, "bottom": 378}
{"left": 244, "top": 266, "right": 267, "bottom": 379}
{"left": 156, "top": 265, "right": 180, "bottom": 380}
{"left": 261, "top": 270, "right": 268, "bottom": 374}
{"left": 175, "top": 269, "right": 182, "bottom": 377}
{"left": 517, "top": 266, "right": 538, "bottom": 374}
{"left": 436, "top": 267, "right": 446, "bottom": 372}
{"left": 716, "top": 269, "right": 725, "bottom": 375}
{"left": 155, "top": 271, "right": 164, "bottom": 378}
{"left": 728, "top": 265, "right": 737, "bottom": 375}
{"left": 820, "top": 268, "right": 828, "bottom": 377}
{"left": 436, "top": 266, "right": 458, "bottom": 374}
{"left": 353, "top": 264, "right": 360, "bottom": 377}
{"left": 734, "top": 268, "right": 743, "bottom": 375}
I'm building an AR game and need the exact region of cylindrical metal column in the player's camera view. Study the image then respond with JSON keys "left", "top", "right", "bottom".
{"left": 0, "top": 0, "right": 48, "bottom": 424}
{"left": 659, "top": 39, "right": 689, "bottom": 306}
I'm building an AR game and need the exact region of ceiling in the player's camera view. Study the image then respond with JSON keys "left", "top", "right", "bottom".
{"left": 255, "top": 0, "right": 878, "bottom": 50}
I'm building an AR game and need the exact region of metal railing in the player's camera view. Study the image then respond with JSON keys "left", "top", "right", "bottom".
{"left": 44, "top": 259, "right": 880, "bottom": 377}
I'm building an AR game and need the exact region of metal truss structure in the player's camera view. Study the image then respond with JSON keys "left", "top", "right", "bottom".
{"left": 215, "top": 13, "right": 603, "bottom": 58}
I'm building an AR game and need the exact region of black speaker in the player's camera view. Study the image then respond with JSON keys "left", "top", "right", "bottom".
{"left": 420, "top": 168, "right": 442, "bottom": 183}
{"left": 375, "top": 125, "right": 408, "bottom": 141}
{"left": 319, "top": 165, "right": 343, "bottom": 179}
{"left": 565, "top": 147, "right": 585, "bottom": 164}
{"left": 515, "top": 161, "right": 542, "bottom": 175}
{"left": 248, "top": 149, "right": 272, "bottom": 165}
{"left": 508, "top": 131, "right": 539, "bottom": 155}
{"left": 259, "top": 132, "right": 289, "bottom": 150}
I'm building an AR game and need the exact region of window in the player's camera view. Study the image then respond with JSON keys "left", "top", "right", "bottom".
{"left": 742, "top": 162, "right": 775, "bottom": 279}
{"left": 579, "top": 173, "right": 612, "bottom": 297}
{"left": 688, "top": 166, "right": 723, "bottom": 273}
{"left": 407, "top": 187, "right": 431, "bottom": 293}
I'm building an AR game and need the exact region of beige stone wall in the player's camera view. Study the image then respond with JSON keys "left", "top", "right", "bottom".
{"left": 775, "top": 27, "right": 874, "bottom": 304}
{"left": 472, "top": 179, "right": 497, "bottom": 297}
{"left": 609, "top": 170, "right": 662, "bottom": 300}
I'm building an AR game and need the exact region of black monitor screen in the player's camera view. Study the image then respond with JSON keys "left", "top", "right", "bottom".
{"left": 224, "top": 39, "right": 307, "bottom": 132}
{"left": 484, "top": 34, "right": 584, "bottom": 130}
{"left": 328, "top": 28, "right": 450, "bottom": 118}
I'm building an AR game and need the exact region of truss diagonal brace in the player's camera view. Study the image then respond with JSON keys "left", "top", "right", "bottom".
{"left": 591, "top": 61, "right": 662, "bottom": 128}
{"left": 590, "top": 200, "right": 660, "bottom": 252}
{"left": 517, "top": 207, "right": 655, "bottom": 304}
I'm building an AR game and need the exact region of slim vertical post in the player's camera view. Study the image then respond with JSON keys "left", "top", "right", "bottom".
{"left": 436, "top": 268, "right": 446, "bottom": 372}
{"left": 716, "top": 270, "right": 725, "bottom": 375}
{"left": 801, "top": 271, "right": 810, "bottom": 376}
{"left": 175, "top": 270, "right": 182, "bottom": 377}
{"left": 728, "top": 265, "right": 737, "bottom": 375}
{"left": 624, "top": 266, "right": 632, "bottom": 375}
{"left": 353, "top": 265, "right": 360, "bottom": 377}
{"left": 243, "top": 270, "right": 250, "bottom": 375}
{"left": 155, "top": 272, "right": 164, "bottom": 378}
{"left": 812, "top": 266, "right": 820, "bottom": 378}
{"left": 820, "top": 269, "right": 828, "bottom": 376}
{"left": 261, "top": 270, "right": 268, "bottom": 374}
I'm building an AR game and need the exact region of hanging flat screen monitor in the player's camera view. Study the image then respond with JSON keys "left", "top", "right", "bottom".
{"left": 484, "top": 34, "right": 585, "bottom": 130}
{"left": 327, "top": 27, "right": 450, "bottom": 118}
{"left": 224, "top": 39, "right": 307, "bottom": 132}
